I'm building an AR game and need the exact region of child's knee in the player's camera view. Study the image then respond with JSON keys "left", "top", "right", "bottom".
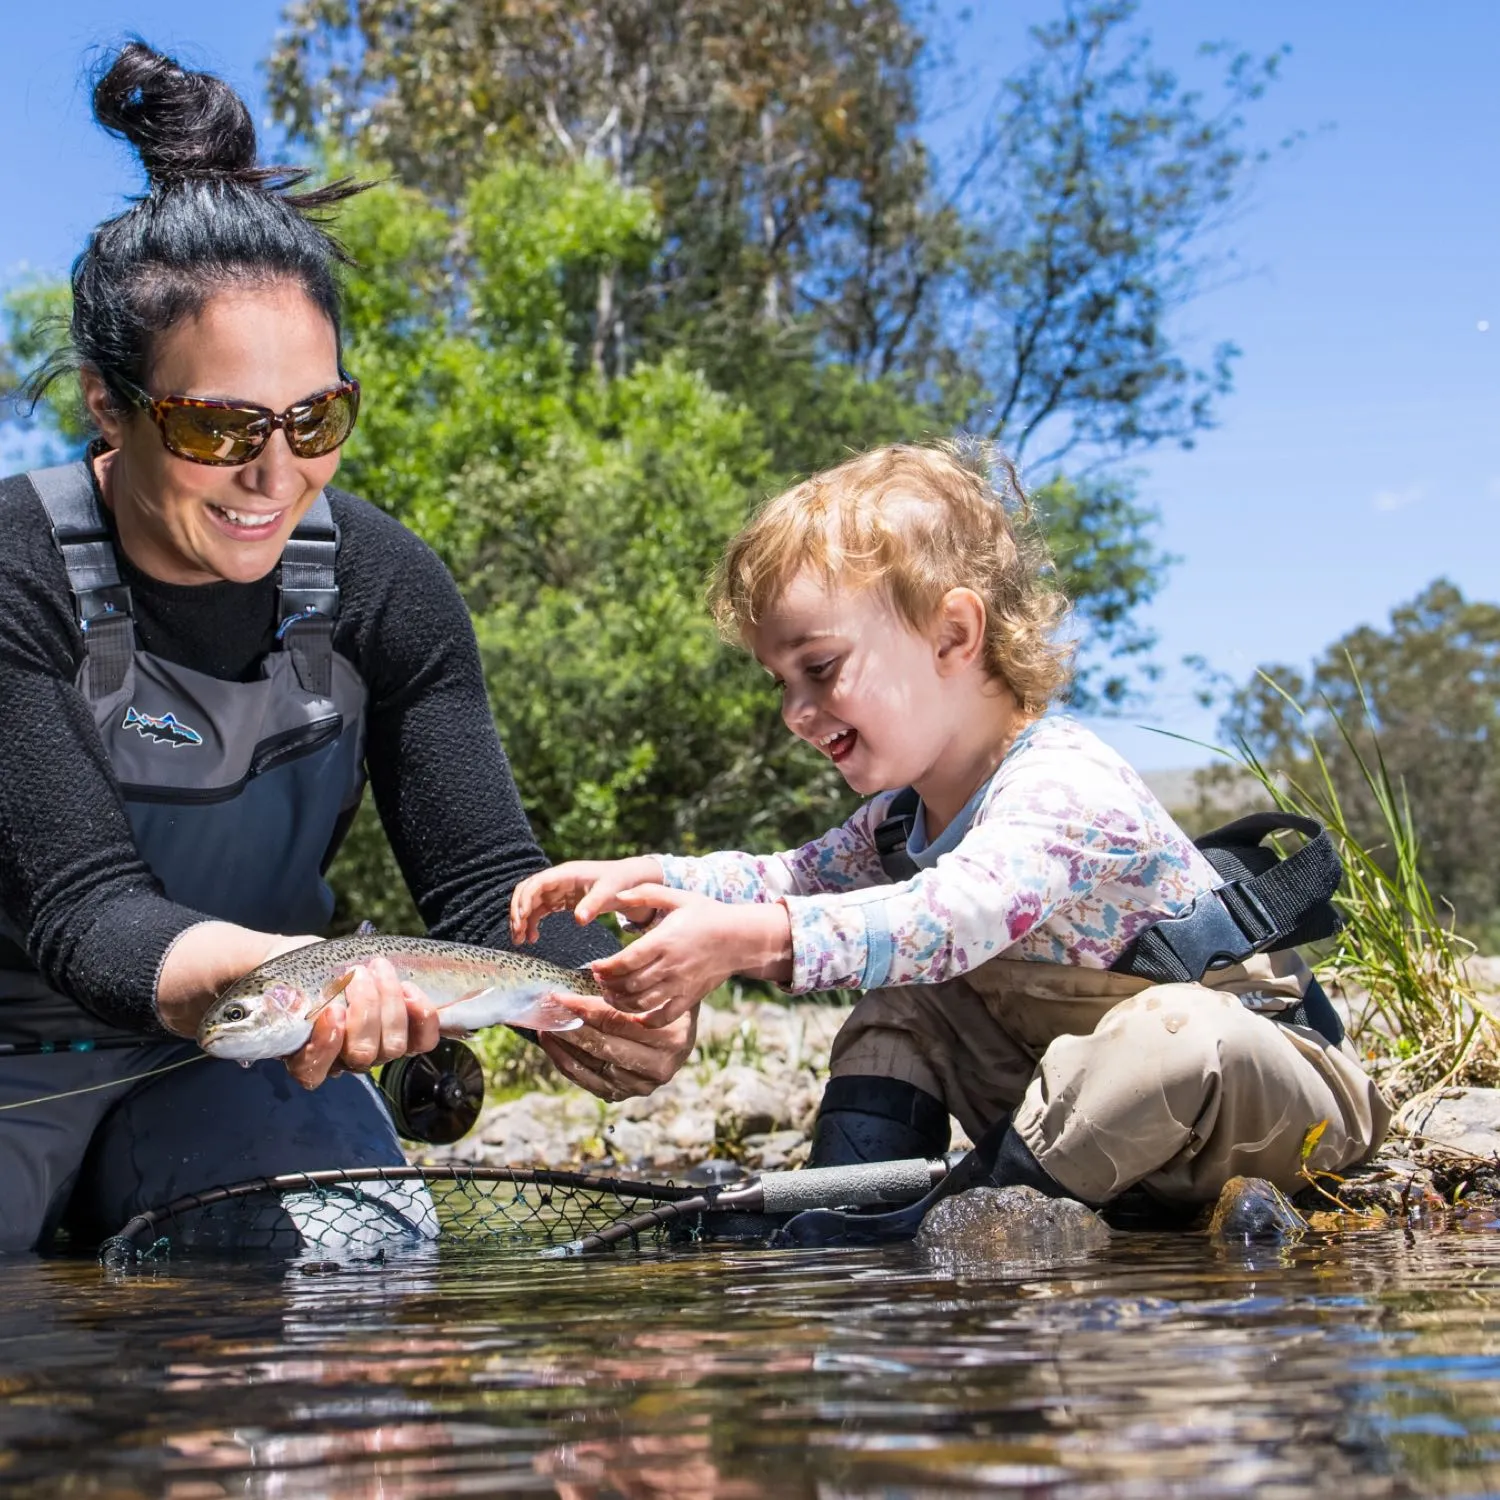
{"left": 1092, "top": 983, "right": 1280, "bottom": 1095}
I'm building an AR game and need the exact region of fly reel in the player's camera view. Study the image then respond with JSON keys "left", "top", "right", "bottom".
{"left": 378, "top": 1038, "right": 485, "bottom": 1145}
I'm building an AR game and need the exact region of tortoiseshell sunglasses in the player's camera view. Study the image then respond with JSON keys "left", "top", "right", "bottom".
{"left": 114, "top": 373, "right": 361, "bottom": 467}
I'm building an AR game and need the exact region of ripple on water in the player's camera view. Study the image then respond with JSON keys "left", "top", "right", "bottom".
{"left": 0, "top": 1229, "right": 1498, "bottom": 1496}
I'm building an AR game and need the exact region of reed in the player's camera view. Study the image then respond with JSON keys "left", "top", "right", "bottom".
{"left": 1222, "top": 668, "right": 1492, "bottom": 1100}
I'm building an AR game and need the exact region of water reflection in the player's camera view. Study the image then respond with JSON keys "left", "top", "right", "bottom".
{"left": 0, "top": 1229, "right": 1497, "bottom": 1496}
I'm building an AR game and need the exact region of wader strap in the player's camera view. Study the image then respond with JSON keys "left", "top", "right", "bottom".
{"left": 26, "top": 463, "right": 135, "bottom": 700}
{"left": 276, "top": 491, "right": 339, "bottom": 697}
{"left": 1113, "top": 812, "right": 1346, "bottom": 1045}
{"left": 1114, "top": 813, "right": 1343, "bottom": 986}
{"left": 873, "top": 787, "right": 922, "bottom": 882}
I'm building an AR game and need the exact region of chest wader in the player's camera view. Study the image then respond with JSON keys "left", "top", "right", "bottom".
{"left": 809, "top": 790, "right": 1350, "bottom": 1180}
{"left": 0, "top": 463, "right": 418, "bottom": 1254}
{"left": 2, "top": 464, "right": 368, "bottom": 989}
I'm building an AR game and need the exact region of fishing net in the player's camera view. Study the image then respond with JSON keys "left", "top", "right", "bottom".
{"left": 98, "top": 1155, "right": 953, "bottom": 1267}
{"left": 98, "top": 1166, "right": 716, "bottom": 1267}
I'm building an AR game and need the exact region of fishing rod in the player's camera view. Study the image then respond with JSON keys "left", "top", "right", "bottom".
{"left": 0, "top": 1036, "right": 157, "bottom": 1056}
{"left": 0, "top": 1037, "right": 209, "bottom": 1114}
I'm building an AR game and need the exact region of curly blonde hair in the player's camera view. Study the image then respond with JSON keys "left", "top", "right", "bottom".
{"left": 710, "top": 441, "right": 1075, "bottom": 715}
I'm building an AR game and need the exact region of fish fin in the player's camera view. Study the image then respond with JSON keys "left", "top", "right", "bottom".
{"left": 356, "top": 919, "right": 379, "bottom": 936}
{"left": 306, "top": 969, "right": 356, "bottom": 1020}
{"left": 437, "top": 985, "right": 497, "bottom": 1010}
{"left": 516, "top": 992, "right": 589, "bottom": 1034}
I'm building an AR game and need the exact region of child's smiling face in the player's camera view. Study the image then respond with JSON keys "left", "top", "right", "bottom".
{"left": 750, "top": 570, "right": 956, "bottom": 796}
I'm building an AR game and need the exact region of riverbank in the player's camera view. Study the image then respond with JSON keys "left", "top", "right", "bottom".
{"left": 414, "top": 961, "right": 1500, "bottom": 1222}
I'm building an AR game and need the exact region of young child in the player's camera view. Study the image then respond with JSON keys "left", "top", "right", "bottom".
{"left": 511, "top": 443, "right": 1389, "bottom": 1208}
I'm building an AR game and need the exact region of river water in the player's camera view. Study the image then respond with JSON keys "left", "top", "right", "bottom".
{"left": 3, "top": 1227, "right": 1500, "bottom": 1497}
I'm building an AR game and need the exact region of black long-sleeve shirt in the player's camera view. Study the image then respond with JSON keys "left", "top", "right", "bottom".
{"left": 0, "top": 469, "right": 615, "bottom": 1033}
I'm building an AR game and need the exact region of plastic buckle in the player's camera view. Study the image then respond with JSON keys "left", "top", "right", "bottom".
{"left": 1216, "top": 878, "right": 1277, "bottom": 950}
{"left": 279, "top": 586, "right": 340, "bottom": 619}
{"left": 77, "top": 584, "right": 132, "bottom": 631}
{"left": 1148, "top": 889, "right": 1259, "bottom": 977}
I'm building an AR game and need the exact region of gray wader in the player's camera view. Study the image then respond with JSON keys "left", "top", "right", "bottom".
{"left": 0, "top": 463, "right": 415, "bottom": 1255}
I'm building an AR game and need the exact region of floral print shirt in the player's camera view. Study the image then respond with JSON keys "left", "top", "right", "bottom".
{"left": 658, "top": 715, "right": 1222, "bottom": 994}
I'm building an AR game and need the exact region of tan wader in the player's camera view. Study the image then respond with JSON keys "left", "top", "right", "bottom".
{"left": 828, "top": 953, "right": 1391, "bottom": 1205}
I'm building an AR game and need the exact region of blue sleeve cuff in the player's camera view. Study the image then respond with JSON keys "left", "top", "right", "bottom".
{"left": 857, "top": 902, "right": 894, "bottom": 989}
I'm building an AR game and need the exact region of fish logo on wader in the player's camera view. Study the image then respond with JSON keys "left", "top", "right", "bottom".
{"left": 122, "top": 707, "right": 203, "bottom": 748}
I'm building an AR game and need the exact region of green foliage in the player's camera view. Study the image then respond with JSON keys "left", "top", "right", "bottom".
{"left": 1224, "top": 580, "right": 1500, "bottom": 944}
{"left": 1036, "top": 472, "right": 1170, "bottom": 710}
{"left": 1, "top": 281, "right": 89, "bottom": 452}
{"left": 958, "top": 1, "right": 1284, "bottom": 463}
{"left": 321, "top": 156, "right": 857, "bottom": 910}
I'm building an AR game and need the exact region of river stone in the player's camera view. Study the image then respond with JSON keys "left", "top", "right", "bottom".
{"left": 715, "top": 1067, "right": 789, "bottom": 1138}
{"left": 741, "top": 1129, "right": 807, "bottom": 1171}
{"left": 602, "top": 1118, "right": 655, "bottom": 1167}
{"left": 1208, "top": 1176, "right": 1308, "bottom": 1243}
{"left": 684, "top": 1158, "right": 747, "bottom": 1187}
{"left": 916, "top": 1186, "right": 1111, "bottom": 1263}
{"left": 1395, "top": 1088, "right": 1500, "bottom": 1160}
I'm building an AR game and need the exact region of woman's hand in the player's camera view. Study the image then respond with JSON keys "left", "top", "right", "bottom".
{"left": 539, "top": 997, "right": 699, "bottom": 1101}
{"left": 584, "top": 885, "right": 793, "bottom": 1030}
{"left": 510, "top": 856, "right": 666, "bottom": 944}
{"left": 283, "top": 953, "right": 442, "bottom": 1091}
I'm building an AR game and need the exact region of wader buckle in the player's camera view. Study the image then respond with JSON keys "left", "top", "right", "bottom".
{"left": 1138, "top": 878, "right": 1277, "bottom": 979}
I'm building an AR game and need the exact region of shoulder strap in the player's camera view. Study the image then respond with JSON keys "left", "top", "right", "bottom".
{"left": 1113, "top": 810, "right": 1345, "bottom": 989}
{"left": 276, "top": 491, "right": 340, "bottom": 697}
{"left": 872, "top": 787, "right": 922, "bottom": 882}
{"left": 26, "top": 462, "right": 135, "bottom": 700}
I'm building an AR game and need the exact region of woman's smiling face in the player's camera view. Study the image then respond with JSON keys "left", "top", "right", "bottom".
{"left": 749, "top": 570, "right": 956, "bottom": 797}
{"left": 83, "top": 281, "right": 346, "bottom": 586}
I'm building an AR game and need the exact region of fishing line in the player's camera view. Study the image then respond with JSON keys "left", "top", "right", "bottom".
{"left": 0, "top": 1052, "right": 206, "bottom": 1112}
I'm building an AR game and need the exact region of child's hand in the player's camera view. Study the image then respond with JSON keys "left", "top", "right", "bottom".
{"left": 586, "top": 885, "right": 793, "bottom": 1029}
{"left": 510, "top": 856, "right": 665, "bottom": 945}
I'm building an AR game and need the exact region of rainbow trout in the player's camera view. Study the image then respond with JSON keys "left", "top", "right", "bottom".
{"left": 198, "top": 935, "right": 595, "bottom": 1063}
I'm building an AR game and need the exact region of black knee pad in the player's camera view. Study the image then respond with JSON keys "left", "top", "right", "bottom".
{"left": 807, "top": 1075, "right": 952, "bottom": 1167}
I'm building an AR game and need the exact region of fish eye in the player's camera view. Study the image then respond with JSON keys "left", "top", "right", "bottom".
{"left": 221, "top": 1004, "right": 247, "bottom": 1023}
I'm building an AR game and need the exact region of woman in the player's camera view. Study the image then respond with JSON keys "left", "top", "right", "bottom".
{"left": 0, "top": 42, "right": 690, "bottom": 1255}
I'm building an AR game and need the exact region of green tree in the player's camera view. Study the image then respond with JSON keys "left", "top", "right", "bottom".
{"left": 1, "top": 281, "right": 89, "bottom": 453}
{"left": 1223, "top": 579, "right": 1500, "bottom": 943}
{"left": 952, "top": 3, "right": 1284, "bottom": 465}
{"left": 319, "top": 158, "right": 858, "bottom": 924}
{"left": 264, "top": 0, "right": 1291, "bottom": 712}
{"left": 267, "top": 0, "right": 1279, "bottom": 469}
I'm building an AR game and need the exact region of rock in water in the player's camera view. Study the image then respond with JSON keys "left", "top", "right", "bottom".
{"left": 916, "top": 1185, "right": 1111, "bottom": 1264}
{"left": 1208, "top": 1176, "right": 1308, "bottom": 1244}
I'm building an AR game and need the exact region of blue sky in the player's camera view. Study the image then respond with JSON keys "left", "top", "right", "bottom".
{"left": 3, "top": 3, "right": 1495, "bottom": 769}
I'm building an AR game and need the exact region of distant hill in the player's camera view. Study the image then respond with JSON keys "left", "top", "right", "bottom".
{"left": 1140, "top": 767, "right": 1205, "bottom": 811}
{"left": 1141, "top": 764, "right": 1268, "bottom": 834}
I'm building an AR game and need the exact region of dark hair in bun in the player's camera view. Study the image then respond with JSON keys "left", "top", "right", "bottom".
{"left": 26, "top": 41, "right": 370, "bottom": 413}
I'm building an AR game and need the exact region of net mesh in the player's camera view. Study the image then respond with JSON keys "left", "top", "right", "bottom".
{"left": 100, "top": 1167, "right": 710, "bottom": 1265}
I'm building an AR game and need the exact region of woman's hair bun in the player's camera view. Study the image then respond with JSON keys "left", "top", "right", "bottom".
{"left": 92, "top": 41, "right": 259, "bottom": 187}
